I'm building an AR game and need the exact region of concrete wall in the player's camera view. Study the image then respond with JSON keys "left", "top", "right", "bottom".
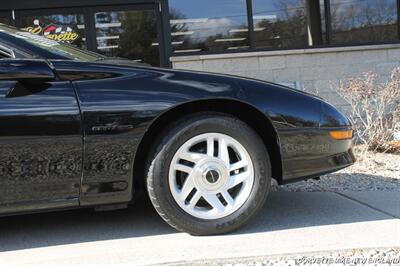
{"left": 171, "top": 44, "right": 400, "bottom": 114}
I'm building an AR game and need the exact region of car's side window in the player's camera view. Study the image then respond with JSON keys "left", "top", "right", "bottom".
{"left": 0, "top": 43, "right": 15, "bottom": 59}
{"left": 0, "top": 43, "right": 33, "bottom": 59}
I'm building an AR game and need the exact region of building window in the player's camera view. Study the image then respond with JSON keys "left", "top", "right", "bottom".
{"left": 94, "top": 9, "right": 160, "bottom": 66}
{"left": 0, "top": 12, "right": 10, "bottom": 25}
{"left": 319, "top": 0, "right": 327, "bottom": 43}
{"left": 252, "top": 0, "right": 308, "bottom": 49}
{"left": 169, "top": 0, "right": 250, "bottom": 53}
{"left": 18, "top": 13, "right": 86, "bottom": 49}
{"left": 328, "top": 0, "right": 398, "bottom": 44}
{"left": 0, "top": 17, "right": 8, "bottom": 25}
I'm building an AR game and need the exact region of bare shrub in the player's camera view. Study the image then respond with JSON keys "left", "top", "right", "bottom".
{"left": 336, "top": 67, "right": 400, "bottom": 153}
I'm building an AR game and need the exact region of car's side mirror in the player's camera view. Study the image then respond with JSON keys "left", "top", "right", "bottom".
{"left": 0, "top": 59, "right": 56, "bottom": 82}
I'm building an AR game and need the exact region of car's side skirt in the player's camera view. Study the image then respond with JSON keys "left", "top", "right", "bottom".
{"left": 0, "top": 198, "right": 79, "bottom": 217}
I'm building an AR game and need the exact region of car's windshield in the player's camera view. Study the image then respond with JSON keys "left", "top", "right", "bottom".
{"left": 0, "top": 23, "right": 106, "bottom": 61}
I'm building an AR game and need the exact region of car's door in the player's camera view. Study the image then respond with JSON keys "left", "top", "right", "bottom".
{"left": 0, "top": 58, "right": 82, "bottom": 213}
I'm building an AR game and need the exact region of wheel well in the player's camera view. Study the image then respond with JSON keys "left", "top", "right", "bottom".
{"left": 132, "top": 99, "right": 283, "bottom": 197}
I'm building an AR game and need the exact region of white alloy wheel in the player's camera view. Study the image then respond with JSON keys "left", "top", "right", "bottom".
{"left": 168, "top": 133, "right": 255, "bottom": 220}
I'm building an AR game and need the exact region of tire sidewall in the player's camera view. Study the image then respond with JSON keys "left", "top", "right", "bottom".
{"left": 148, "top": 115, "right": 271, "bottom": 235}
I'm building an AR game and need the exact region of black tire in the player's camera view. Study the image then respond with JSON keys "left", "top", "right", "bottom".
{"left": 146, "top": 113, "right": 271, "bottom": 235}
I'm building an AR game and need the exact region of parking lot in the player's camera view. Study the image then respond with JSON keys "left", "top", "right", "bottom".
{"left": 0, "top": 191, "right": 398, "bottom": 265}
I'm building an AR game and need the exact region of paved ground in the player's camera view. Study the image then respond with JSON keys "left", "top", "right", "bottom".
{"left": 0, "top": 191, "right": 398, "bottom": 266}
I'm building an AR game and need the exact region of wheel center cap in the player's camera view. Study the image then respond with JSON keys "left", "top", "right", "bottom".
{"left": 195, "top": 160, "right": 228, "bottom": 191}
{"left": 204, "top": 169, "right": 220, "bottom": 184}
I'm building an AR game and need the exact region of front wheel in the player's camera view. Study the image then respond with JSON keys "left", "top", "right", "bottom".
{"left": 146, "top": 114, "right": 271, "bottom": 235}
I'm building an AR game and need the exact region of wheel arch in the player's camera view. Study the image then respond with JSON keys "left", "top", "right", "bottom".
{"left": 132, "top": 98, "right": 283, "bottom": 197}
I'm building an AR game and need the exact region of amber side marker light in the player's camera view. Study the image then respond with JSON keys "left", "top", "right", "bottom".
{"left": 330, "top": 130, "right": 353, "bottom": 140}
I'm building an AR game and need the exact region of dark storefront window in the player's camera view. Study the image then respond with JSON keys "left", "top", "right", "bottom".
{"left": 0, "top": 12, "right": 10, "bottom": 25}
{"left": 327, "top": 0, "right": 398, "bottom": 44}
{"left": 169, "top": 0, "right": 249, "bottom": 53}
{"left": 94, "top": 9, "right": 160, "bottom": 66}
{"left": 0, "top": 17, "right": 8, "bottom": 25}
{"left": 1, "top": 0, "right": 398, "bottom": 60}
{"left": 252, "top": 0, "right": 308, "bottom": 49}
{"left": 18, "top": 12, "right": 87, "bottom": 49}
{"left": 319, "top": 0, "right": 327, "bottom": 43}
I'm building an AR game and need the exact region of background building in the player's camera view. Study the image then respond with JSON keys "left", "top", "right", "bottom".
{"left": 1, "top": 0, "right": 399, "bottom": 111}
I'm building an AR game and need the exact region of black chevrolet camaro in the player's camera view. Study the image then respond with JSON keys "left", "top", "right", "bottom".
{"left": 0, "top": 24, "right": 355, "bottom": 235}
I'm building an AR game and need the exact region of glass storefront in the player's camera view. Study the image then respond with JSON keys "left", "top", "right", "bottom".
{"left": 169, "top": 0, "right": 249, "bottom": 53}
{"left": 94, "top": 9, "right": 160, "bottom": 66}
{"left": 0, "top": 12, "right": 9, "bottom": 25}
{"left": 18, "top": 11, "right": 87, "bottom": 49}
{"left": 252, "top": 0, "right": 308, "bottom": 49}
{"left": 328, "top": 0, "right": 398, "bottom": 44}
{"left": 9, "top": 6, "right": 163, "bottom": 66}
{"left": 0, "top": 17, "right": 8, "bottom": 24}
{"left": 0, "top": 0, "right": 399, "bottom": 63}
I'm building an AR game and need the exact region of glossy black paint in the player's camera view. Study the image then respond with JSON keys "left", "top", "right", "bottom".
{"left": 0, "top": 30, "right": 355, "bottom": 213}
{"left": 0, "top": 80, "right": 82, "bottom": 213}
{"left": 0, "top": 59, "right": 55, "bottom": 81}
{"left": 49, "top": 60, "right": 354, "bottom": 206}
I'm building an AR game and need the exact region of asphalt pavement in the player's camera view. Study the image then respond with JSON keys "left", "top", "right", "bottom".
{"left": 0, "top": 191, "right": 398, "bottom": 265}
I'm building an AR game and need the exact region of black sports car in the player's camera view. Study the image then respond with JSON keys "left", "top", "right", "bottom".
{"left": 0, "top": 24, "right": 355, "bottom": 235}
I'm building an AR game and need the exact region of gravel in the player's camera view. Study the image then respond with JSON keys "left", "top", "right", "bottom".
{"left": 273, "top": 149, "right": 400, "bottom": 192}
{"left": 171, "top": 248, "right": 400, "bottom": 266}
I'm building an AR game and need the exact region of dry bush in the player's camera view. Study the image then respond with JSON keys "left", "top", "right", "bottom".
{"left": 336, "top": 67, "right": 400, "bottom": 154}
